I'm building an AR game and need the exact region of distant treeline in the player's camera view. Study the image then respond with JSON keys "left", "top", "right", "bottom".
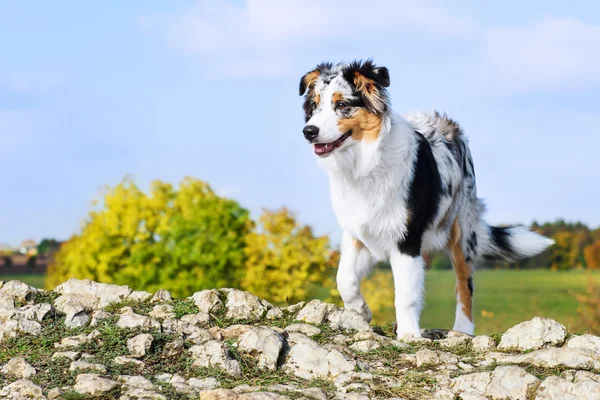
{"left": 423, "top": 220, "right": 600, "bottom": 270}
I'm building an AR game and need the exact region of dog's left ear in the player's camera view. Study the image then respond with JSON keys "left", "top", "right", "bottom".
{"left": 344, "top": 60, "right": 391, "bottom": 114}
{"left": 372, "top": 67, "right": 390, "bottom": 88}
{"left": 299, "top": 69, "right": 321, "bottom": 96}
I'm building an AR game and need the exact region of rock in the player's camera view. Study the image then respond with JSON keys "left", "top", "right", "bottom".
{"left": 284, "top": 323, "right": 321, "bottom": 337}
{"left": 297, "top": 300, "right": 333, "bottom": 325}
{"left": 223, "top": 289, "right": 267, "bottom": 320}
{"left": 237, "top": 327, "right": 284, "bottom": 371}
{"left": 0, "top": 281, "right": 37, "bottom": 302}
{"left": 114, "top": 356, "right": 145, "bottom": 367}
{"left": 118, "top": 375, "right": 155, "bottom": 390}
{"left": 327, "top": 308, "right": 371, "bottom": 332}
{"left": 451, "top": 372, "right": 492, "bottom": 397}
{"left": 221, "top": 325, "right": 253, "bottom": 340}
{"left": 55, "top": 278, "right": 132, "bottom": 308}
{"left": 121, "top": 388, "right": 167, "bottom": 400}
{"left": 73, "top": 373, "right": 119, "bottom": 395}
{"left": 55, "top": 333, "right": 90, "bottom": 349}
{"left": 285, "top": 301, "right": 305, "bottom": 314}
{"left": 498, "top": 317, "right": 566, "bottom": 351}
{"left": 15, "top": 303, "right": 54, "bottom": 322}
{"left": 52, "top": 351, "right": 80, "bottom": 360}
{"left": 416, "top": 349, "right": 440, "bottom": 367}
{"left": 284, "top": 339, "right": 355, "bottom": 379}
{"left": 90, "top": 309, "right": 112, "bottom": 326}
{"left": 484, "top": 366, "right": 539, "bottom": 399}
{"left": 498, "top": 348, "right": 600, "bottom": 370}
{"left": 349, "top": 340, "right": 381, "bottom": 352}
{"left": 535, "top": 375, "right": 600, "bottom": 399}
{"left": 189, "top": 340, "right": 242, "bottom": 377}
{"left": 565, "top": 334, "right": 600, "bottom": 354}
{"left": 187, "top": 377, "right": 220, "bottom": 390}
{"left": 69, "top": 360, "right": 108, "bottom": 374}
{"left": 117, "top": 311, "right": 161, "bottom": 331}
{"left": 128, "top": 290, "right": 153, "bottom": 302}
{"left": 149, "top": 304, "right": 175, "bottom": 320}
{"left": 165, "top": 337, "right": 185, "bottom": 356}
{"left": 266, "top": 307, "right": 284, "bottom": 319}
{"left": 472, "top": 335, "right": 496, "bottom": 352}
{"left": 128, "top": 333, "right": 154, "bottom": 358}
{"left": 0, "top": 294, "right": 14, "bottom": 310}
{"left": 439, "top": 334, "right": 472, "bottom": 349}
{"left": 190, "top": 289, "right": 223, "bottom": 313}
{"left": 47, "top": 387, "right": 64, "bottom": 399}
{"left": 65, "top": 310, "right": 90, "bottom": 328}
{"left": 151, "top": 289, "right": 172, "bottom": 303}
{"left": 1, "top": 357, "right": 36, "bottom": 378}
{"left": 180, "top": 312, "right": 211, "bottom": 328}
{"left": 0, "top": 379, "right": 44, "bottom": 399}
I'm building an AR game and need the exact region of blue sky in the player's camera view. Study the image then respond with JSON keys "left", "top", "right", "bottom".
{"left": 1, "top": 1, "right": 599, "bottom": 246}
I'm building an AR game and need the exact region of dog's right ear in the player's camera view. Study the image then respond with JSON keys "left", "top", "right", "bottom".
{"left": 299, "top": 69, "right": 321, "bottom": 96}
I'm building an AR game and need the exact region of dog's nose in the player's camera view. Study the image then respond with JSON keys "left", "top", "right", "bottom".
{"left": 303, "top": 125, "right": 319, "bottom": 141}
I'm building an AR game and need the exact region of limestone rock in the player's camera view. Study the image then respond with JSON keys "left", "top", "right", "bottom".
{"left": 237, "top": 327, "right": 284, "bottom": 371}
{"left": 451, "top": 372, "right": 492, "bottom": 397}
{"left": 151, "top": 289, "right": 172, "bottom": 303}
{"left": 498, "top": 348, "right": 600, "bottom": 370}
{"left": 1, "top": 357, "right": 36, "bottom": 379}
{"left": 189, "top": 340, "right": 242, "bottom": 377}
{"left": 327, "top": 308, "right": 371, "bottom": 332}
{"left": 128, "top": 290, "right": 153, "bottom": 302}
{"left": 297, "top": 300, "right": 334, "bottom": 325}
{"left": 349, "top": 340, "right": 381, "bottom": 352}
{"left": 73, "top": 373, "right": 119, "bottom": 395}
{"left": 118, "top": 375, "right": 155, "bottom": 390}
{"left": 472, "top": 335, "right": 496, "bottom": 352}
{"left": 187, "top": 377, "right": 220, "bottom": 390}
{"left": 0, "top": 379, "right": 44, "bottom": 399}
{"left": 498, "top": 317, "right": 566, "bottom": 351}
{"left": 416, "top": 349, "right": 440, "bottom": 367}
{"left": 127, "top": 333, "right": 154, "bottom": 358}
{"left": 485, "top": 366, "right": 539, "bottom": 399}
{"left": 114, "top": 356, "right": 145, "bottom": 367}
{"left": 117, "top": 311, "right": 160, "bottom": 331}
{"left": 52, "top": 351, "right": 80, "bottom": 360}
{"left": 284, "top": 324, "right": 321, "bottom": 337}
{"left": 284, "top": 339, "right": 355, "bottom": 379}
{"left": 535, "top": 375, "right": 600, "bottom": 400}
{"left": 0, "top": 281, "right": 37, "bottom": 303}
{"left": 149, "top": 304, "right": 175, "bottom": 320}
{"left": 190, "top": 289, "right": 223, "bottom": 313}
{"left": 69, "top": 360, "right": 108, "bottom": 374}
{"left": 565, "top": 334, "right": 600, "bottom": 354}
{"left": 55, "top": 278, "right": 132, "bottom": 308}
{"left": 223, "top": 289, "right": 267, "bottom": 320}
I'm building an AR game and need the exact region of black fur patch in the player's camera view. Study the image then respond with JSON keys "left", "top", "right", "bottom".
{"left": 490, "top": 226, "right": 513, "bottom": 255}
{"left": 467, "top": 276, "right": 474, "bottom": 297}
{"left": 398, "top": 134, "right": 442, "bottom": 257}
{"left": 341, "top": 59, "right": 390, "bottom": 114}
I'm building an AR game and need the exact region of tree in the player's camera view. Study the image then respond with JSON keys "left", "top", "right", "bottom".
{"left": 37, "top": 238, "right": 60, "bottom": 256}
{"left": 584, "top": 240, "right": 600, "bottom": 270}
{"left": 47, "top": 177, "right": 251, "bottom": 297}
{"left": 242, "top": 208, "right": 332, "bottom": 304}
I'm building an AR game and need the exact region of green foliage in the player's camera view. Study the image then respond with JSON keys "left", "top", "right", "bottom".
{"left": 37, "top": 238, "right": 60, "bottom": 256}
{"left": 46, "top": 177, "right": 251, "bottom": 297}
{"left": 242, "top": 208, "right": 333, "bottom": 304}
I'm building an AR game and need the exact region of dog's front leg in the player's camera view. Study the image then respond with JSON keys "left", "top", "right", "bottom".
{"left": 390, "top": 249, "right": 425, "bottom": 338}
{"left": 337, "top": 232, "right": 375, "bottom": 322}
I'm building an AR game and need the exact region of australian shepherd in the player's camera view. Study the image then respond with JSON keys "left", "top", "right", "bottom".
{"left": 299, "top": 60, "right": 554, "bottom": 337}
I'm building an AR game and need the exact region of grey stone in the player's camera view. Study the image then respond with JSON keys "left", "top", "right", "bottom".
{"left": 485, "top": 366, "right": 539, "bottom": 399}
{"left": 69, "top": 360, "right": 108, "bottom": 374}
{"left": 127, "top": 333, "right": 154, "bottom": 358}
{"left": 266, "top": 307, "right": 284, "bottom": 319}
{"left": 180, "top": 312, "right": 211, "bottom": 327}
{"left": 498, "top": 347, "right": 600, "bottom": 370}
{"left": 0, "top": 379, "right": 44, "bottom": 399}
{"left": 121, "top": 388, "right": 166, "bottom": 400}
{"left": 237, "top": 327, "right": 284, "bottom": 371}
{"left": 451, "top": 372, "right": 492, "bottom": 397}
{"left": 54, "top": 278, "right": 132, "bottom": 308}
{"left": 223, "top": 288, "right": 267, "bottom": 320}
{"left": 52, "top": 351, "right": 80, "bottom": 360}
{"left": 297, "top": 299, "right": 333, "bottom": 325}
{"left": 189, "top": 340, "right": 242, "bottom": 377}
{"left": 327, "top": 308, "right": 371, "bottom": 332}
{"left": 165, "top": 337, "right": 185, "bottom": 356}
{"left": 73, "top": 373, "right": 119, "bottom": 395}
{"left": 284, "top": 339, "right": 355, "bottom": 379}
{"left": 127, "top": 290, "right": 153, "bottom": 302}
{"left": 65, "top": 310, "right": 90, "bottom": 328}
{"left": 472, "top": 335, "right": 496, "bottom": 352}
{"left": 90, "top": 309, "right": 112, "bottom": 326}
{"left": 0, "top": 281, "right": 37, "bottom": 303}
{"left": 416, "top": 349, "right": 440, "bottom": 367}
{"left": 148, "top": 304, "right": 175, "bottom": 320}
{"left": 54, "top": 333, "right": 89, "bottom": 349}
{"left": 1, "top": 357, "right": 36, "bottom": 378}
{"left": 114, "top": 356, "right": 145, "bottom": 367}
{"left": 118, "top": 375, "right": 155, "bottom": 390}
{"left": 565, "top": 334, "right": 600, "bottom": 354}
{"left": 117, "top": 311, "right": 160, "bottom": 331}
{"left": 498, "top": 317, "right": 566, "bottom": 351}
{"left": 189, "top": 289, "right": 222, "bottom": 313}
{"left": 535, "top": 375, "right": 600, "bottom": 400}
{"left": 187, "top": 377, "right": 220, "bottom": 390}
{"left": 349, "top": 340, "right": 381, "bottom": 352}
{"left": 151, "top": 289, "right": 172, "bottom": 303}
{"left": 284, "top": 323, "right": 321, "bottom": 337}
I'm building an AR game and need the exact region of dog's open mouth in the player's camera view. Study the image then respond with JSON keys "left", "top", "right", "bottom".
{"left": 313, "top": 131, "right": 352, "bottom": 156}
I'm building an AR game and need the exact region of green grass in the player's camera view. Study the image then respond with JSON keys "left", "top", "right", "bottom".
{"left": 5, "top": 270, "right": 599, "bottom": 335}
{"left": 0, "top": 273, "right": 46, "bottom": 289}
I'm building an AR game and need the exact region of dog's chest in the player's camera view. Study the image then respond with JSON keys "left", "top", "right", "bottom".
{"left": 330, "top": 177, "right": 407, "bottom": 259}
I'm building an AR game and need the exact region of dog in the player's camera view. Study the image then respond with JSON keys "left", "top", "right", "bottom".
{"left": 299, "top": 60, "right": 554, "bottom": 337}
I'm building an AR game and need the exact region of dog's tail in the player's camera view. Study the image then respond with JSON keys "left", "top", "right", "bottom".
{"left": 479, "top": 224, "right": 554, "bottom": 262}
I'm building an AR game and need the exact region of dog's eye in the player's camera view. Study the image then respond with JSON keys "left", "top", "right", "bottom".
{"left": 336, "top": 101, "right": 349, "bottom": 111}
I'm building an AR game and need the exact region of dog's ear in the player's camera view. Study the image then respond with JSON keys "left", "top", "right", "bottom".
{"left": 299, "top": 69, "right": 320, "bottom": 96}
{"left": 344, "top": 60, "right": 390, "bottom": 114}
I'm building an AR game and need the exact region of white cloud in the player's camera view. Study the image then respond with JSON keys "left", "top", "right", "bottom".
{"left": 484, "top": 17, "right": 600, "bottom": 93}
{"left": 141, "top": 0, "right": 474, "bottom": 77}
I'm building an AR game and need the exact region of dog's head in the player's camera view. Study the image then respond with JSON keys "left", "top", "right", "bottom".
{"left": 299, "top": 60, "right": 390, "bottom": 157}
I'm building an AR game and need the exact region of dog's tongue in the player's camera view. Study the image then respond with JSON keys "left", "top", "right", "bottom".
{"left": 314, "top": 143, "right": 335, "bottom": 155}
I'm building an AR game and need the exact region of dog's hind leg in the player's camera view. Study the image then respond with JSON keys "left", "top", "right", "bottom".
{"left": 448, "top": 219, "right": 475, "bottom": 335}
{"left": 337, "top": 231, "right": 375, "bottom": 322}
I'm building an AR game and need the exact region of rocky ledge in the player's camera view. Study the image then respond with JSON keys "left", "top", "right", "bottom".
{"left": 1, "top": 279, "right": 600, "bottom": 399}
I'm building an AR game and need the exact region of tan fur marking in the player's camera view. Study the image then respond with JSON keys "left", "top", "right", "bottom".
{"left": 337, "top": 109, "right": 383, "bottom": 142}
{"left": 449, "top": 220, "right": 473, "bottom": 321}
{"left": 353, "top": 72, "right": 386, "bottom": 113}
{"left": 352, "top": 239, "right": 364, "bottom": 249}
{"left": 314, "top": 93, "right": 320, "bottom": 107}
{"left": 304, "top": 70, "right": 320, "bottom": 90}
{"left": 331, "top": 92, "right": 344, "bottom": 105}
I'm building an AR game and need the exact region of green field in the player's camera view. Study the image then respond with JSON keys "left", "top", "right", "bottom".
{"left": 2, "top": 270, "right": 598, "bottom": 335}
